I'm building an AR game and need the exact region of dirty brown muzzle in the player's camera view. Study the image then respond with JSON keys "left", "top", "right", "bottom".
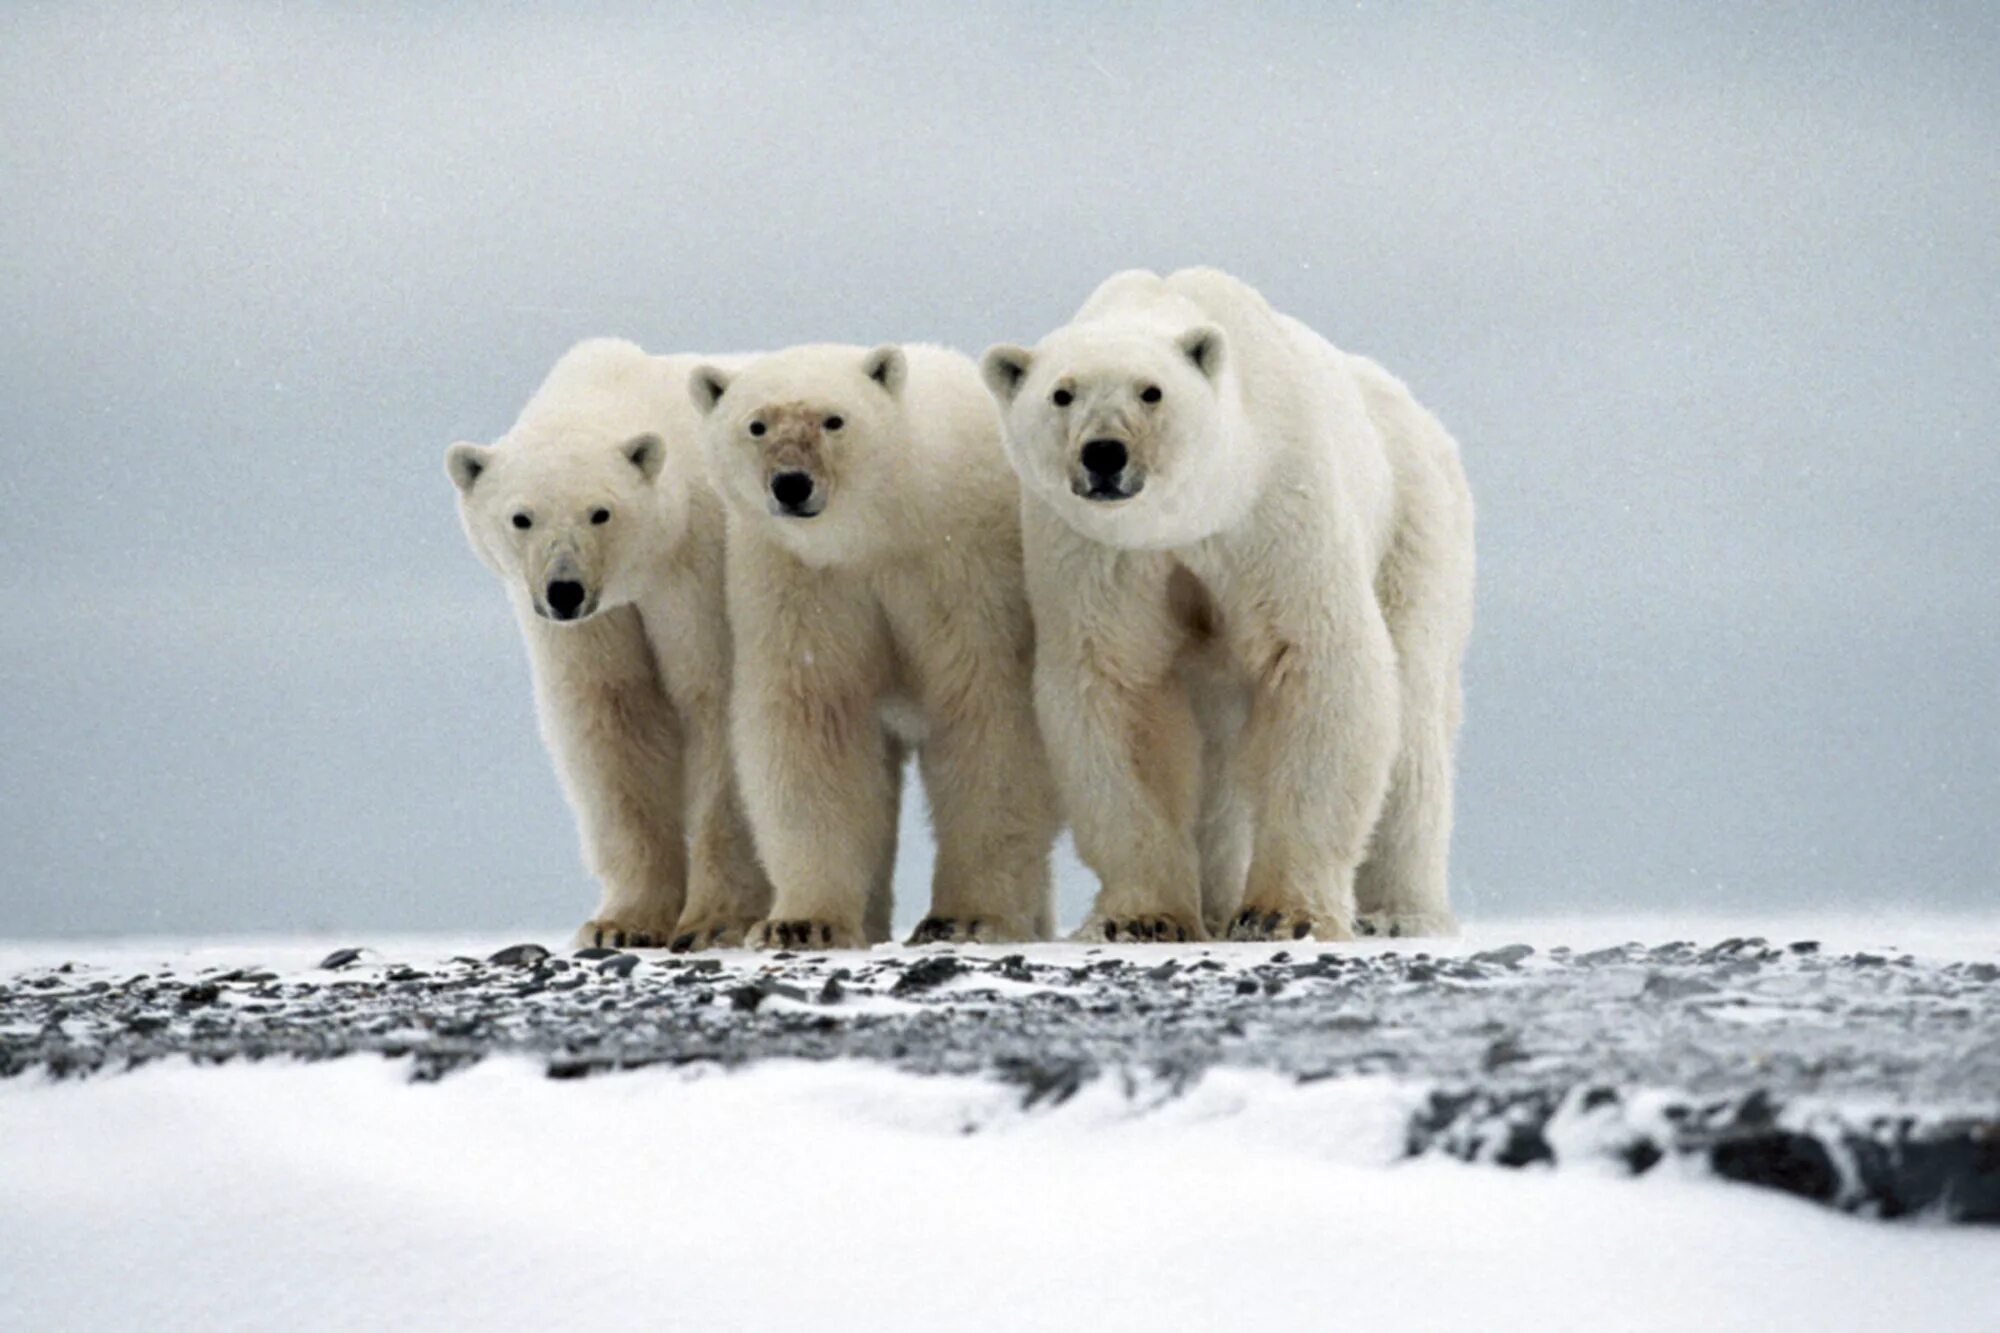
{"left": 761, "top": 411, "right": 829, "bottom": 518}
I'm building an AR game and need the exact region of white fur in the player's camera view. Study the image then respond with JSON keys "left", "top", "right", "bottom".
{"left": 447, "top": 338, "right": 771, "bottom": 949}
{"left": 692, "top": 343, "right": 1060, "bottom": 949}
{"left": 983, "top": 269, "right": 1475, "bottom": 942}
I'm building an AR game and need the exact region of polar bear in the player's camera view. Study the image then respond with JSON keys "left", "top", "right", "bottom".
{"left": 689, "top": 343, "right": 1059, "bottom": 950}
{"left": 981, "top": 268, "right": 1474, "bottom": 942}
{"left": 446, "top": 338, "right": 771, "bottom": 950}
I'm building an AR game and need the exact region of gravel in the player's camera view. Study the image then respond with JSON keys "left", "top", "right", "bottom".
{"left": 4, "top": 936, "right": 1996, "bottom": 1222}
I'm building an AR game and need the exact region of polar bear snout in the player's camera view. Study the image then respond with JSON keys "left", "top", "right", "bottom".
{"left": 1081, "top": 437, "right": 1128, "bottom": 478}
{"left": 1074, "top": 437, "right": 1143, "bottom": 502}
{"left": 767, "top": 469, "right": 825, "bottom": 518}
{"left": 542, "top": 578, "right": 592, "bottom": 621}
{"left": 532, "top": 554, "right": 600, "bottom": 623}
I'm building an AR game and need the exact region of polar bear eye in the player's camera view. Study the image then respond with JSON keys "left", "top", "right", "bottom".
{"left": 1140, "top": 384, "right": 1163, "bottom": 404}
{"left": 511, "top": 513, "right": 532, "bottom": 531}
{"left": 749, "top": 420, "right": 767, "bottom": 437}
{"left": 591, "top": 508, "right": 611, "bottom": 525}
{"left": 1052, "top": 388, "right": 1073, "bottom": 408}
{"left": 824, "top": 415, "right": 844, "bottom": 431}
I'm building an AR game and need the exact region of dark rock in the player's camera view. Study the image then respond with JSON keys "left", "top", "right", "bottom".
{"left": 488, "top": 944, "right": 551, "bottom": 967}
{"left": 317, "top": 948, "right": 364, "bottom": 971}
{"left": 892, "top": 956, "right": 963, "bottom": 996}
{"left": 726, "top": 979, "right": 809, "bottom": 1012}
{"left": 1709, "top": 1131, "right": 1840, "bottom": 1203}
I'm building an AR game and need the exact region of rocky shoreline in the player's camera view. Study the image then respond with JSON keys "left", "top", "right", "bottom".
{"left": 5, "top": 937, "right": 1995, "bottom": 1222}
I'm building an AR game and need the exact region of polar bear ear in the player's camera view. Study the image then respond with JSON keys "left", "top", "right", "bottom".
{"left": 622, "top": 433, "right": 665, "bottom": 482}
{"left": 863, "top": 345, "right": 907, "bottom": 396}
{"left": 445, "top": 442, "right": 493, "bottom": 495}
{"left": 688, "top": 365, "right": 733, "bottom": 416}
{"left": 1178, "top": 325, "right": 1226, "bottom": 383}
{"left": 980, "top": 345, "right": 1034, "bottom": 406}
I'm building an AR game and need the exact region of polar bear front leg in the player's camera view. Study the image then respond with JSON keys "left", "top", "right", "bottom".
{"left": 1229, "top": 600, "right": 1399, "bottom": 943}
{"left": 907, "top": 696, "right": 1059, "bottom": 946}
{"left": 1038, "top": 648, "right": 1205, "bottom": 941}
{"left": 1024, "top": 532, "right": 1205, "bottom": 942}
{"left": 525, "top": 609, "right": 690, "bottom": 950}
{"left": 729, "top": 542, "right": 897, "bottom": 951}
{"left": 668, "top": 707, "right": 771, "bottom": 952}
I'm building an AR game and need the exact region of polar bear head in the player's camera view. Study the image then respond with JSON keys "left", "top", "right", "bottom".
{"left": 445, "top": 340, "right": 685, "bottom": 623}
{"left": 981, "top": 321, "right": 1241, "bottom": 549}
{"left": 689, "top": 343, "right": 910, "bottom": 565}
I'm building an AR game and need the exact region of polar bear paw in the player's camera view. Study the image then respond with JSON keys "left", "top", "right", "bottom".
{"left": 746, "top": 918, "right": 867, "bottom": 951}
{"left": 1354, "top": 910, "right": 1459, "bottom": 940}
{"left": 1072, "top": 913, "right": 1205, "bottom": 944}
{"left": 1226, "top": 908, "right": 1354, "bottom": 943}
{"left": 668, "top": 915, "right": 760, "bottom": 953}
{"left": 574, "top": 916, "right": 676, "bottom": 950}
{"left": 907, "top": 915, "right": 1036, "bottom": 946}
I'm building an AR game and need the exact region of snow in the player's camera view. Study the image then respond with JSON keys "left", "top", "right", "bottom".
{"left": 1, "top": 1057, "right": 1993, "bottom": 1331}
{"left": 3, "top": 915, "right": 1997, "bottom": 1330}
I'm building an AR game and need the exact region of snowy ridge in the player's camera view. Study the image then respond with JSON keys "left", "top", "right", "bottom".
{"left": 5, "top": 923, "right": 1996, "bottom": 1227}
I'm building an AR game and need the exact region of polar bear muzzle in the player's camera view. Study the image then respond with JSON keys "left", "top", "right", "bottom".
{"left": 1074, "top": 436, "right": 1144, "bottom": 502}
{"left": 767, "top": 468, "right": 825, "bottom": 518}
{"left": 534, "top": 553, "right": 599, "bottom": 623}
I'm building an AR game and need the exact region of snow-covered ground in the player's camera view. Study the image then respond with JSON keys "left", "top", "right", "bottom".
{"left": 4, "top": 915, "right": 1997, "bottom": 1331}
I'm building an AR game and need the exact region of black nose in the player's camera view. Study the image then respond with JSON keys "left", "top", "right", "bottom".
{"left": 545, "top": 580, "right": 587, "bottom": 620}
{"left": 770, "top": 471, "right": 815, "bottom": 511}
{"left": 1080, "top": 438, "right": 1128, "bottom": 479}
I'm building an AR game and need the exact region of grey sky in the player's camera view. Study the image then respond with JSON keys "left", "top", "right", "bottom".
{"left": 2, "top": 3, "right": 1994, "bottom": 938}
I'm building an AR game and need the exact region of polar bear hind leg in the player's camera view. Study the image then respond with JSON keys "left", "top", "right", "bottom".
{"left": 1353, "top": 382, "right": 1473, "bottom": 939}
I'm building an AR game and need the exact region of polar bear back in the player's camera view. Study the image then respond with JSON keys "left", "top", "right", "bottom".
{"left": 897, "top": 343, "right": 1022, "bottom": 494}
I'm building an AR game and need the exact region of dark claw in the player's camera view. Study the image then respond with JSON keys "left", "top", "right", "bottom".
{"left": 1261, "top": 912, "right": 1281, "bottom": 934}
{"left": 670, "top": 933, "right": 694, "bottom": 953}
{"left": 820, "top": 924, "right": 832, "bottom": 945}
{"left": 1293, "top": 922, "right": 1310, "bottom": 940}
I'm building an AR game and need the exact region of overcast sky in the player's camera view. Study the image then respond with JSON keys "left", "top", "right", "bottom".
{"left": 2, "top": 3, "right": 1993, "bottom": 938}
